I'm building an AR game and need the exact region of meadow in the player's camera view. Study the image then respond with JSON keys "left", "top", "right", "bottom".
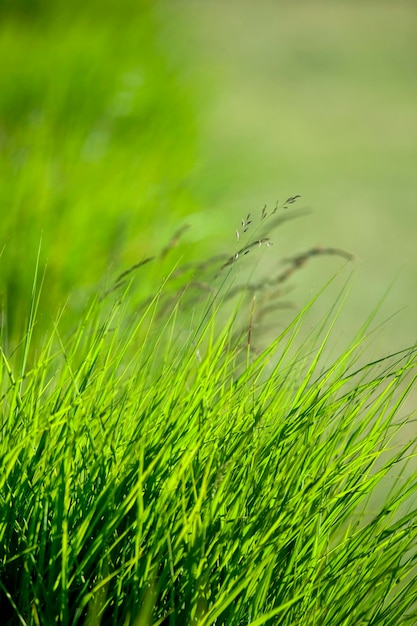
{"left": 180, "top": 0, "right": 417, "bottom": 351}
{"left": 1, "top": 1, "right": 417, "bottom": 624}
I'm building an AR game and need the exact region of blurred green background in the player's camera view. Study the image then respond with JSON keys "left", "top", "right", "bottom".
{"left": 1, "top": 0, "right": 416, "bottom": 354}
{"left": 181, "top": 0, "right": 417, "bottom": 354}
{"left": 0, "top": 0, "right": 199, "bottom": 343}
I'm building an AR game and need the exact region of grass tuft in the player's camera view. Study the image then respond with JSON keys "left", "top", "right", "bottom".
{"left": 1, "top": 218, "right": 416, "bottom": 625}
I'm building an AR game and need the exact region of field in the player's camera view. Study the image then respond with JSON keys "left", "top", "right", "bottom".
{"left": 1, "top": 1, "right": 417, "bottom": 624}
{"left": 180, "top": 0, "right": 417, "bottom": 350}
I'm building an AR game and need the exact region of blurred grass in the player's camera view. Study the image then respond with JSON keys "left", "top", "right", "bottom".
{"left": 0, "top": 0, "right": 198, "bottom": 343}
{"left": 1, "top": 0, "right": 416, "bottom": 354}
{"left": 179, "top": 0, "right": 417, "bottom": 351}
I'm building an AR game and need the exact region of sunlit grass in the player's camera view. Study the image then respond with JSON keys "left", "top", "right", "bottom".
{"left": 1, "top": 3, "right": 417, "bottom": 624}
{"left": 1, "top": 234, "right": 416, "bottom": 625}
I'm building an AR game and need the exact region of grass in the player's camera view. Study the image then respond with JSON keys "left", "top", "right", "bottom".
{"left": 180, "top": 0, "right": 417, "bottom": 351}
{"left": 0, "top": 0, "right": 197, "bottom": 343}
{"left": 1, "top": 2, "right": 417, "bottom": 623}
{"left": 1, "top": 208, "right": 417, "bottom": 624}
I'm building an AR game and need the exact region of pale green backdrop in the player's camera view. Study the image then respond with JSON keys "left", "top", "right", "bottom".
{"left": 177, "top": 0, "right": 417, "bottom": 354}
{"left": 1, "top": 0, "right": 416, "bottom": 357}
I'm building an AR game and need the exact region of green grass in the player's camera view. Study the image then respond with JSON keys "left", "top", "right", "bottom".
{"left": 1, "top": 220, "right": 417, "bottom": 624}
{"left": 1, "top": 2, "right": 417, "bottom": 623}
{"left": 0, "top": 0, "right": 197, "bottom": 342}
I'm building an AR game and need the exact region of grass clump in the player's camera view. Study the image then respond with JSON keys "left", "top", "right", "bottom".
{"left": 1, "top": 211, "right": 417, "bottom": 625}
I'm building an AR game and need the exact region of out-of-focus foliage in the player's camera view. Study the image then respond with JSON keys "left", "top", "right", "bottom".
{"left": 0, "top": 0, "right": 197, "bottom": 341}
